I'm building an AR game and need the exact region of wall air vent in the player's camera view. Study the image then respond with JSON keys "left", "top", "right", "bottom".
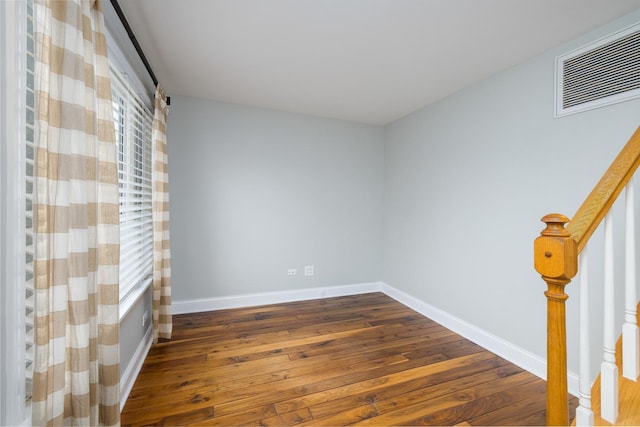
{"left": 555, "top": 22, "right": 640, "bottom": 117}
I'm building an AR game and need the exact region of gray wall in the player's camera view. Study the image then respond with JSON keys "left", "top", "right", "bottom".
{"left": 167, "top": 98, "right": 385, "bottom": 301}
{"left": 162, "top": 10, "right": 640, "bottom": 382}
{"left": 383, "top": 9, "right": 640, "bottom": 376}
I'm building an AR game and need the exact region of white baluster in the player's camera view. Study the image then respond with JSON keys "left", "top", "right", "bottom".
{"left": 601, "top": 211, "right": 619, "bottom": 423}
{"left": 576, "top": 247, "right": 594, "bottom": 426}
{"left": 623, "top": 180, "right": 640, "bottom": 381}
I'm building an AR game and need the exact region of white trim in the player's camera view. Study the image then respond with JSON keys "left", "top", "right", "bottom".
{"left": 1, "top": 0, "right": 29, "bottom": 425}
{"left": 119, "top": 276, "right": 153, "bottom": 321}
{"left": 379, "top": 283, "right": 580, "bottom": 396}
{"left": 120, "top": 324, "right": 153, "bottom": 411}
{"left": 172, "top": 282, "right": 383, "bottom": 314}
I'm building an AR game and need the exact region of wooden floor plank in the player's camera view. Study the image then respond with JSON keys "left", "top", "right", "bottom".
{"left": 303, "top": 359, "right": 518, "bottom": 424}
{"left": 134, "top": 322, "right": 451, "bottom": 394}
{"left": 269, "top": 352, "right": 493, "bottom": 416}
{"left": 250, "top": 407, "right": 314, "bottom": 427}
{"left": 467, "top": 388, "right": 551, "bottom": 426}
{"left": 213, "top": 352, "right": 473, "bottom": 418}
{"left": 138, "top": 325, "right": 440, "bottom": 380}
{"left": 121, "top": 293, "right": 578, "bottom": 426}
{"left": 355, "top": 371, "right": 539, "bottom": 426}
{"left": 413, "top": 374, "right": 547, "bottom": 426}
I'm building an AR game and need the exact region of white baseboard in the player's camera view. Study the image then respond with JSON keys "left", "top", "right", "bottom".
{"left": 120, "top": 325, "right": 153, "bottom": 411}
{"left": 171, "top": 281, "right": 577, "bottom": 396}
{"left": 172, "top": 281, "right": 384, "bottom": 314}
{"left": 379, "top": 283, "right": 579, "bottom": 396}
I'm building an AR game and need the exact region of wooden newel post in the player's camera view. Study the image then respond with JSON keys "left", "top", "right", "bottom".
{"left": 534, "top": 213, "right": 578, "bottom": 426}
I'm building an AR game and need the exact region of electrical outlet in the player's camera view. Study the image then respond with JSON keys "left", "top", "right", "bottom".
{"left": 304, "top": 265, "right": 314, "bottom": 276}
{"left": 288, "top": 268, "right": 297, "bottom": 276}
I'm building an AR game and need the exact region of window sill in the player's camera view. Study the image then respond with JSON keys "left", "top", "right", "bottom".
{"left": 120, "top": 276, "right": 153, "bottom": 321}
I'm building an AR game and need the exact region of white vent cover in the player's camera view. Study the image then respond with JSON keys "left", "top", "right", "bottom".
{"left": 555, "top": 23, "right": 640, "bottom": 117}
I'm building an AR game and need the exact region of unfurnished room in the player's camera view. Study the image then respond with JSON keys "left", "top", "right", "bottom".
{"left": 3, "top": 1, "right": 640, "bottom": 426}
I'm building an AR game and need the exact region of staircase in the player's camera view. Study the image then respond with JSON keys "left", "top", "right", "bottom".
{"left": 534, "top": 126, "right": 640, "bottom": 426}
{"left": 585, "top": 302, "right": 640, "bottom": 426}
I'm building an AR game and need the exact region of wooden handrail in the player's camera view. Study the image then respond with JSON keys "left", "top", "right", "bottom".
{"left": 535, "top": 126, "right": 640, "bottom": 426}
{"left": 568, "top": 126, "right": 640, "bottom": 254}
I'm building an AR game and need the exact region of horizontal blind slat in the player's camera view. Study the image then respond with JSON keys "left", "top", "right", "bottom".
{"left": 110, "top": 64, "right": 154, "bottom": 300}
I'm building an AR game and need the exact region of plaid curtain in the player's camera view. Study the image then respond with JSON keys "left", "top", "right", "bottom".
{"left": 152, "top": 86, "right": 172, "bottom": 341}
{"left": 32, "top": 0, "right": 120, "bottom": 425}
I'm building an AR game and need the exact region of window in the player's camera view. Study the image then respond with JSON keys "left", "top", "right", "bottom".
{"left": 1, "top": 2, "right": 153, "bottom": 424}
{"left": 110, "top": 67, "right": 154, "bottom": 302}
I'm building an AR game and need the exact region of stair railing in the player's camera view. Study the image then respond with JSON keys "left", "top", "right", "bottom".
{"left": 534, "top": 126, "right": 640, "bottom": 426}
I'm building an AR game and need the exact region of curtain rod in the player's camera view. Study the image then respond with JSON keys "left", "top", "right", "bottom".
{"left": 109, "top": 0, "right": 171, "bottom": 105}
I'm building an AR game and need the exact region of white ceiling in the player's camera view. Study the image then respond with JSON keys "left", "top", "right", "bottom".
{"left": 117, "top": 0, "right": 640, "bottom": 125}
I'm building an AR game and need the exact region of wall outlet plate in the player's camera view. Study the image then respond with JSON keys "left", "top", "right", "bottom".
{"left": 304, "top": 265, "right": 314, "bottom": 276}
{"left": 288, "top": 268, "right": 297, "bottom": 276}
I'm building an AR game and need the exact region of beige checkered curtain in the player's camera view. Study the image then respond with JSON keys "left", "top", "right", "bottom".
{"left": 32, "top": 0, "right": 120, "bottom": 425}
{"left": 152, "top": 86, "right": 172, "bottom": 342}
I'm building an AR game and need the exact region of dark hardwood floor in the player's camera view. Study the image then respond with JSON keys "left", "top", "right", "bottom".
{"left": 121, "top": 292, "right": 577, "bottom": 426}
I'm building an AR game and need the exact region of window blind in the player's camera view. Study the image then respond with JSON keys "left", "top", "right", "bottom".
{"left": 110, "top": 67, "right": 154, "bottom": 300}
{"left": 25, "top": 0, "right": 35, "bottom": 404}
